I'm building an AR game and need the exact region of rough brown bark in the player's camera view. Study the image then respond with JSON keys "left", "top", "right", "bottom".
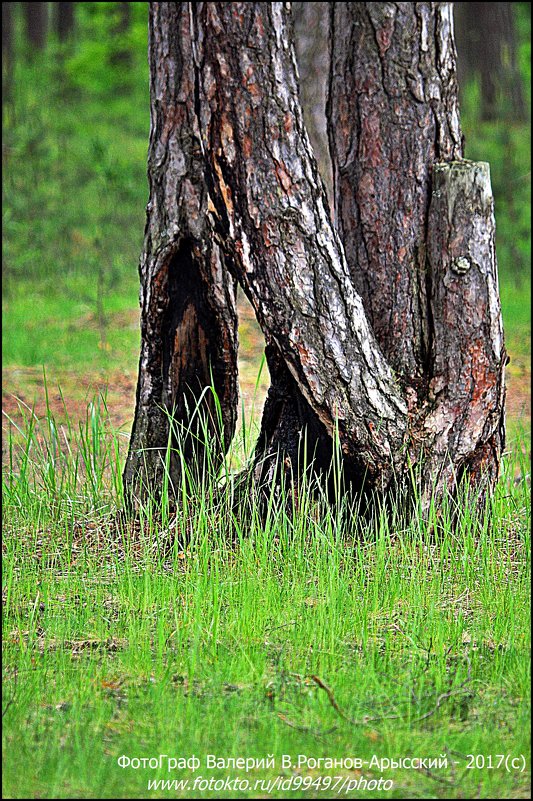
{"left": 191, "top": 2, "right": 407, "bottom": 493}
{"left": 328, "top": 3, "right": 463, "bottom": 399}
{"left": 124, "top": 2, "right": 506, "bottom": 514}
{"left": 23, "top": 2, "right": 48, "bottom": 50}
{"left": 328, "top": 3, "right": 506, "bottom": 505}
{"left": 123, "top": 3, "right": 238, "bottom": 506}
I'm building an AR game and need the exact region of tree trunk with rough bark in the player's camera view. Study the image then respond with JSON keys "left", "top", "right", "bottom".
{"left": 124, "top": 2, "right": 506, "bottom": 515}
{"left": 327, "top": 2, "right": 505, "bottom": 505}
{"left": 123, "top": 3, "right": 238, "bottom": 506}
{"left": 192, "top": 1, "right": 408, "bottom": 498}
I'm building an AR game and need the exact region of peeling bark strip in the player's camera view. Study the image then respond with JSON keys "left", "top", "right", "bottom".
{"left": 191, "top": 2, "right": 407, "bottom": 489}
{"left": 123, "top": 3, "right": 238, "bottom": 505}
{"left": 328, "top": 2, "right": 462, "bottom": 399}
{"left": 419, "top": 160, "right": 506, "bottom": 498}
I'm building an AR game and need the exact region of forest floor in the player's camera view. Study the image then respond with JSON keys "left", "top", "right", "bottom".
{"left": 2, "top": 293, "right": 530, "bottom": 466}
{"left": 3, "top": 287, "right": 531, "bottom": 800}
{"left": 2, "top": 296, "right": 271, "bottom": 453}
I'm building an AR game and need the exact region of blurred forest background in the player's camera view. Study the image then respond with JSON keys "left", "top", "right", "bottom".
{"left": 2, "top": 1, "right": 531, "bottom": 441}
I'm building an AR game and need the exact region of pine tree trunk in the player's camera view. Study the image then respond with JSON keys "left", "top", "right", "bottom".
{"left": 23, "top": 2, "right": 48, "bottom": 51}
{"left": 123, "top": 3, "right": 239, "bottom": 506}
{"left": 328, "top": 3, "right": 506, "bottom": 505}
{"left": 190, "top": 2, "right": 408, "bottom": 495}
{"left": 56, "top": 2, "right": 74, "bottom": 42}
{"left": 328, "top": 3, "right": 463, "bottom": 398}
{"left": 124, "top": 2, "right": 506, "bottom": 514}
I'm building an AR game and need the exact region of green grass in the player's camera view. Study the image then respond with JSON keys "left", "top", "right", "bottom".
{"left": 2, "top": 397, "right": 531, "bottom": 799}
{"left": 500, "top": 275, "right": 531, "bottom": 362}
{"left": 3, "top": 273, "right": 139, "bottom": 371}
{"left": 2, "top": 4, "right": 530, "bottom": 797}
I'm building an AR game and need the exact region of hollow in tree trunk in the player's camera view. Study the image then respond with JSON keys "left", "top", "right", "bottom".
{"left": 123, "top": 3, "right": 238, "bottom": 506}
{"left": 123, "top": 2, "right": 506, "bottom": 516}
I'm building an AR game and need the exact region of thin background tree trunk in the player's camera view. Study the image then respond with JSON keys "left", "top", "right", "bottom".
{"left": 56, "top": 1, "right": 74, "bottom": 42}
{"left": 2, "top": 2, "right": 14, "bottom": 105}
{"left": 292, "top": 2, "right": 332, "bottom": 203}
{"left": 23, "top": 2, "right": 48, "bottom": 51}
{"left": 111, "top": 1, "right": 131, "bottom": 67}
{"left": 454, "top": 2, "right": 526, "bottom": 121}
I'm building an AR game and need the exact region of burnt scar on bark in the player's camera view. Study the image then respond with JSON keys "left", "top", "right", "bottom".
{"left": 161, "top": 241, "right": 212, "bottom": 414}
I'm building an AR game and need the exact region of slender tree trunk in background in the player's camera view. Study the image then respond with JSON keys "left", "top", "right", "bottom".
{"left": 56, "top": 2, "right": 74, "bottom": 42}
{"left": 123, "top": 3, "right": 239, "bottom": 506}
{"left": 454, "top": 2, "right": 526, "bottom": 121}
{"left": 54, "top": 3, "right": 75, "bottom": 100}
{"left": 124, "top": 2, "right": 507, "bottom": 514}
{"left": 2, "top": 2, "right": 13, "bottom": 52}
{"left": 23, "top": 2, "right": 48, "bottom": 51}
{"left": 111, "top": 1, "right": 131, "bottom": 67}
{"left": 2, "top": 2, "right": 14, "bottom": 105}
{"left": 453, "top": 2, "right": 477, "bottom": 97}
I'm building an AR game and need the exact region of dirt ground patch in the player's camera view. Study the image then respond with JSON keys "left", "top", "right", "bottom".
{"left": 2, "top": 366, "right": 138, "bottom": 433}
{"left": 3, "top": 362, "right": 528, "bottom": 450}
{"left": 2, "top": 293, "right": 529, "bottom": 461}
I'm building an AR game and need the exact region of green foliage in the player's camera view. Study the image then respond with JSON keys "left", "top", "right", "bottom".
{"left": 2, "top": 2, "right": 530, "bottom": 372}
{"left": 3, "top": 2, "right": 149, "bottom": 370}
{"left": 64, "top": 3, "right": 148, "bottom": 96}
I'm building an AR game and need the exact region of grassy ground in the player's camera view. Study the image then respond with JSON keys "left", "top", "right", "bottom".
{"left": 2, "top": 271, "right": 530, "bottom": 801}
{"left": 2, "top": 398, "right": 531, "bottom": 799}
{"left": 2, "top": 6, "right": 531, "bottom": 798}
